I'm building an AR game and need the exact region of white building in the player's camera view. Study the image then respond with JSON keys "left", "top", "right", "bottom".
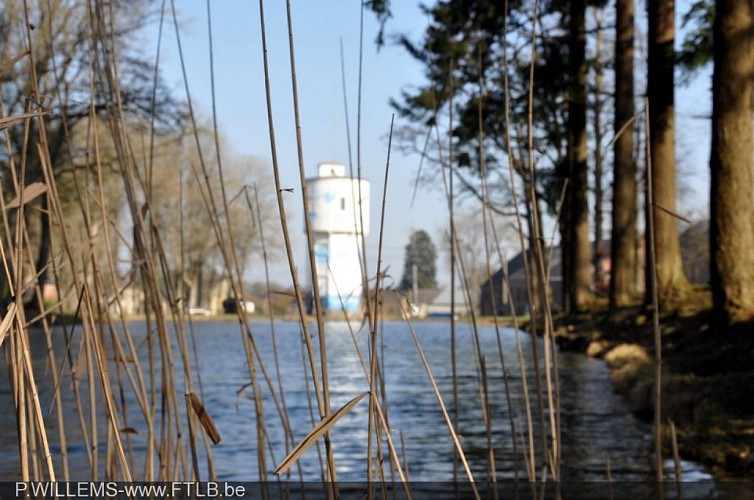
{"left": 306, "top": 163, "right": 370, "bottom": 315}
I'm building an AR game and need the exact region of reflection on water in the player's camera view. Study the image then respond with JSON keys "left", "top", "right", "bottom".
{"left": 0, "top": 320, "right": 712, "bottom": 484}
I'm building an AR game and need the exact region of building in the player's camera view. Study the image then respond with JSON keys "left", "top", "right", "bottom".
{"left": 306, "top": 163, "right": 370, "bottom": 315}
{"left": 481, "top": 226, "right": 709, "bottom": 316}
{"left": 479, "top": 248, "right": 563, "bottom": 316}
{"left": 680, "top": 220, "right": 709, "bottom": 285}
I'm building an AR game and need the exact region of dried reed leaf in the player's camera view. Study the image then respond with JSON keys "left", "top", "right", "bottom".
{"left": 108, "top": 355, "right": 135, "bottom": 363}
{"left": 0, "top": 302, "right": 17, "bottom": 347}
{"left": 0, "top": 110, "right": 50, "bottom": 131}
{"left": 274, "top": 391, "right": 368, "bottom": 476}
{"left": 188, "top": 392, "right": 221, "bottom": 445}
{"left": 6, "top": 182, "right": 48, "bottom": 209}
{"left": 0, "top": 50, "right": 30, "bottom": 75}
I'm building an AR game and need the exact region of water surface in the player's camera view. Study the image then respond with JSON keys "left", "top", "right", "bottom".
{"left": 0, "top": 320, "right": 712, "bottom": 485}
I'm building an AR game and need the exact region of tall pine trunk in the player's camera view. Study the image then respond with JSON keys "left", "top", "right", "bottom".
{"left": 566, "top": 0, "right": 592, "bottom": 313}
{"left": 710, "top": 0, "right": 754, "bottom": 327}
{"left": 647, "top": 0, "right": 689, "bottom": 306}
{"left": 610, "top": 0, "right": 638, "bottom": 309}
{"left": 592, "top": 8, "right": 606, "bottom": 282}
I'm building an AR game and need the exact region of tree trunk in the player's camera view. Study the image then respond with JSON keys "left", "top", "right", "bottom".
{"left": 567, "top": 0, "right": 592, "bottom": 313}
{"left": 647, "top": 0, "right": 689, "bottom": 306}
{"left": 610, "top": 0, "right": 638, "bottom": 309}
{"left": 710, "top": 0, "right": 754, "bottom": 327}
{"left": 592, "top": 8, "right": 605, "bottom": 275}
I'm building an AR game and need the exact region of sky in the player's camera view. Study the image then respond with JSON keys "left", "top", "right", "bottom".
{"left": 149, "top": 0, "right": 451, "bottom": 290}
{"left": 147, "top": 0, "right": 713, "bottom": 291}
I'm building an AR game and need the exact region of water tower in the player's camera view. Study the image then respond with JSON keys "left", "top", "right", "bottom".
{"left": 306, "top": 163, "right": 370, "bottom": 315}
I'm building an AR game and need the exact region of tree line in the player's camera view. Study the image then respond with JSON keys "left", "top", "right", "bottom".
{"left": 1, "top": 1, "right": 277, "bottom": 313}
{"left": 369, "top": 0, "right": 753, "bottom": 330}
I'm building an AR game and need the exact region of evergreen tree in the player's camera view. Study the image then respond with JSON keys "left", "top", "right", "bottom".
{"left": 647, "top": 0, "right": 690, "bottom": 305}
{"left": 610, "top": 0, "right": 638, "bottom": 309}
{"left": 399, "top": 230, "right": 438, "bottom": 291}
{"left": 710, "top": 0, "right": 754, "bottom": 327}
{"left": 564, "top": 0, "right": 592, "bottom": 313}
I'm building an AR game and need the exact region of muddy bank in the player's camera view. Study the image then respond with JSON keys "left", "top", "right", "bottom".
{"left": 552, "top": 307, "right": 754, "bottom": 478}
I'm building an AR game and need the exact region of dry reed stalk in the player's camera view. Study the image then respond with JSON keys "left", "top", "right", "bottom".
{"left": 298, "top": 326, "right": 326, "bottom": 477}
{"left": 7, "top": 15, "right": 32, "bottom": 476}
{"left": 523, "top": 0, "right": 558, "bottom": 474}
{"left": 475, "top": 91, "right": 522, "bottom": 481}
{"left": 0, "top": 113, "right": 30, "bottom": 481}
{"left": 81, "top": 284, "right": 132, "bottom": 481}
{"left": 84, "top": 316, "right": 99, "bottom": 481}
{"left": 396, "top": 296, "right": 480, "bottom": 500}
{"left": 339, "top": 37, "right": 372, "bottom": 333}
{"left": 431, "top": 84, "right": 500, "bottom": 485}
{"left": 36, "top": 107, "right": 110, "bottom": 479}
{"left": 282, "top": 0, "right": 338, "bottom": 489}
{"left": 87, "top": 101, "right": 160, "bottom": 480}
{"left": 367, "top": 115, "right": 394, "bottom": 491}
{"left": 22, "top": 5, "right": 141, "bottom": 477}
{"left": 36, "top": 308, "right": 70, "bottom": 482}
{"left": 87, "top": 1, "right": 189, "bottom": 480}
{"left": 98, "top": 291, "right": 136, "bottom": 474}
{"left": 606, "top": 452, "right": 614, "bottom": 500}
{"left": 57, "top": 307, "right": 94, "bottom": 474}
{"left": 249, "top": 184, "right": 301, "bottom": 481}
{"left": 447, "top": 65, "right": 461, "bottom": 487}
{"left": 85, "top": 0, "right": 223, "bottom": 480}
{"left": 27, "top": 393, "right": 40, "bottom": 480}
{"left": 15, "top": 297, "right": 56, "bottom": 480}
{"left": 371, "top": 400, "right": 412, "bottom": 498}
{"left": 480, "top": 357, "right": 498, "bottom": 490}
{"left": 14, "top": 328, "right": 29, "bottom": 481}
{"left": 447, "top": 233, "right": 500, "bottom": 482}
{"left": 498, "top": 0, "right": 548, "bottom": 479}
{"left": 193, "top": 2, "right": 277, "bottom": 480}
{"left": 149, "top": 220, "right": 218, "bottom": 480}
{"left": 644, "top": 98, "right": 663, "bottom": 481}
{"left": 256, "top": 5, "right": 329, "bottom": 484}
{"left": 327, "top": 265, "right": 369, "bottom": 378}
{"left": 0, "top": 302, "right": 16, "bottom": 347}
{"left": 181, "top": 159, "right": 282, "bottom": 480}
{"left": 92, "top": 165, "right": 155, "bottom": 481}
{"left": 400, "top": 430, "right": 410, "bottom": 482}
{"left": 354, "top": 2, "right": 374, "bottom": 332}
{"left": 669, "top": 419, "right": 682, "bottom": 495}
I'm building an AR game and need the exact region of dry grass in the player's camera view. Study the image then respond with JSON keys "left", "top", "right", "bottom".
{"left": 0, "top": 0, "right": 643, "bottom": 490}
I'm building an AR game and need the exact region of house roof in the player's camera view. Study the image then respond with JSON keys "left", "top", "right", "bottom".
{"left": 430, "top": 287, "right": 470, "bottom": 307}
{"left": 482, "top": 246, "right": 562, "bottom": 288}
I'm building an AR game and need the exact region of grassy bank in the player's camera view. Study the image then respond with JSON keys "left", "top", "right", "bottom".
{"left": 551, "top": 292, "right": 754, "bottom": 478}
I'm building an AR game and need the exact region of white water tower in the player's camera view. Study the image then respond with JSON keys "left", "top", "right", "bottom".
{"left": 306, "top": 162, "right": 370, "bottom": 315}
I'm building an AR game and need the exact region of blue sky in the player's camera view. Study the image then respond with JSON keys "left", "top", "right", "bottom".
{"left": 151, "top": 0, "right": 448, "bottom": 288}
{"left": 148, "top": 0, "right": 712, "bottom": 290}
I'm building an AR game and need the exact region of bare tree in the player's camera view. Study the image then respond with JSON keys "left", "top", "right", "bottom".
{"left": 0, "top": 0, "right": 182, "bottom": 303}
{"left": 146, "top": 126, "right": 279, "bottom": 308}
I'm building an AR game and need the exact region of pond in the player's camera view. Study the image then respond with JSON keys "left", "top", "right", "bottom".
{"left": 0, "top": 319, "right": 716, "bottom": 492}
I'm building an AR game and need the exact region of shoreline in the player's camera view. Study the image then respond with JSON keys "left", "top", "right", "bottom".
{"left": 550, "top": 306, "right": 754, "bottom": 479}
{"left": 37, "top": 309, "right": 752, "bottom": 478}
